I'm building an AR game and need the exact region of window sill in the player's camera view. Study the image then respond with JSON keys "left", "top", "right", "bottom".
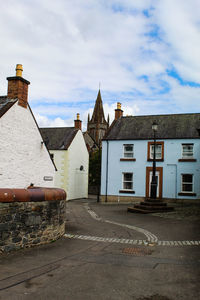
{"left": 178, "top": 192, "right": 196, "bottom": 197}
{"left": 120, "top": 158, "right": 136, "bottom": 161}
{"left": 119, "top": 190, "right": 135, "bottom": 194}
{"left": 178, "top": 159, "right": 196, "bottom": 162}
{"left": 147, "top": 159, "right": 164, "bottom": 162}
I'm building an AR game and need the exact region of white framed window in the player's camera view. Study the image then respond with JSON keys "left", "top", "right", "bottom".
{"left": 150, "top": 144, "right": 162, "bottom": 159}
{"left": 123, "top": 173, "right": 133, "bottom": 190}
{"left": 123, "top": 144, "right": 134, "bottom": 158}
{"left": 181, "top": 174, "right": 193, "bottom": 193}
{"left": 182, "top": 144, "right": 193, "bottom": 158}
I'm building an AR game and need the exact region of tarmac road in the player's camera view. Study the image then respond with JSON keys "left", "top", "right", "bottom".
{"left": 0, "top": 198, "right": 199, "bottom": 300}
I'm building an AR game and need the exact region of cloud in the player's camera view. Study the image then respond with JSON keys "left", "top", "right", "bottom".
{"left": 0, "top": 0, "right": 199, "bottom": 126}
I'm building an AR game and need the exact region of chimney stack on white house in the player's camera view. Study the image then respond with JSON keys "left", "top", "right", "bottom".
{"left": 7, "top": 64, "right": 30, "bottom": 108}
{"left": 74, "top": 113, "right": 82, "bottom": 130}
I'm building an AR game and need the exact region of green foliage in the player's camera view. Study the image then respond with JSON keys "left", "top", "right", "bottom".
{"left": 89, "top": 149, "right": 101, "bottom": 186}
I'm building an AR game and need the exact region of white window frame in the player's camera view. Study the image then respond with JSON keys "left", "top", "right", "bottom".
{"left": 123, "top": 144, "right": 134, "bottom": 158}
{"left": 181, "top": 174, "right": 194, "bottom": 193}
{"left": 122, "top": 172, "right": 133, "bottom": 190}
{"left": 182, "top": 144, "right": 194, "bottom": 159}
{"left": 150, "top": 144, "right": 162, "bottom": 159}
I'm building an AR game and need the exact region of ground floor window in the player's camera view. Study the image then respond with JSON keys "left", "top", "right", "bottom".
{"left": 181, "top": 174, "right": 193, "bottom": 193}
{"left": 123, "top": 173, "right": 133, "bottom": 190}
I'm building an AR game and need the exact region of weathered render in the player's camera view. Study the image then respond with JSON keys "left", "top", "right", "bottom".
{"left": 40, "top": 127, "right": 89, "bottom": 200}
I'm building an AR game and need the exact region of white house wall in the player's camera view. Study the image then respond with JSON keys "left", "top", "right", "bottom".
{"left": 0, "top": 103, "right": 55, "bottom": 188}
{"left": 52, "top": 130, "right": 89, "bottom": 200}
{"left": 101, "top": 139, "right": 200, "bottom": 201}
{"left": 67, "top": 130, "right": 88, "bottom": 200}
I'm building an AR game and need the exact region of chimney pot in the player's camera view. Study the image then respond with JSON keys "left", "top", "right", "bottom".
{"left": 117, "top": 102, "right": 121, "bottom": 109}
{"left": 16, "top": 64, "right": 23, "bottom": 77}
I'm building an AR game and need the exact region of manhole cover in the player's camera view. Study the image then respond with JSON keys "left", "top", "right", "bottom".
{"left": 122, "top": 247, "right": 153, "bottom": 256}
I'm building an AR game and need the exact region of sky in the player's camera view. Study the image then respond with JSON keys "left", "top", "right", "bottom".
{"left": 0, "top": 0, "right": 200, "bottom": 130}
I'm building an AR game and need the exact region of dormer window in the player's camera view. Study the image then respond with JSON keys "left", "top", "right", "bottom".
{"left": 123, "top": 144, "right": 134, "bottom": 158}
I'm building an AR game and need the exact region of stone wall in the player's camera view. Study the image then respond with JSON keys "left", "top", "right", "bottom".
{"left": 0, "top": 200, "right": 66, "bottom": 253}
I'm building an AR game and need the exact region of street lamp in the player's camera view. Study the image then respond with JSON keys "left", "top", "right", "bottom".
{"left": 150, "top": 121, "right": 158, "bottom": 199}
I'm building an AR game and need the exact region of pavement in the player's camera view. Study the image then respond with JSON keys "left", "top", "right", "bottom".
{"left": 0, "top": 198, "right": 199, "bottom": 300}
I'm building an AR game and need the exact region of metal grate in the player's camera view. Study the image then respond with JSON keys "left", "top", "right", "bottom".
{"left": 122, "top": 247, "right": 153, "bottom": 256}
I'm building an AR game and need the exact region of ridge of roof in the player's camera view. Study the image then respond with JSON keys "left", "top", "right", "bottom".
{"left": 103, "top": 113, "right": 200, "bottom": 140}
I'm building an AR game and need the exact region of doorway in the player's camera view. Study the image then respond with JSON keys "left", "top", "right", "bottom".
{"left": 146, "top": 167, "right": 163, "bottom": 198}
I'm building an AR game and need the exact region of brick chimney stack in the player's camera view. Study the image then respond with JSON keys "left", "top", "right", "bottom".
{"left": 7, "top": 64, "right": 30, "bottom": 108}
{"left": 115, "top": 102, "right": 123, "bottom": 120}
{"left": 74, "top": 113, "right": 82, "bottom": 130}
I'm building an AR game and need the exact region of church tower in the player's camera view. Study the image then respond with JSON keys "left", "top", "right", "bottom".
{"left": 87, "top": 90, "right": 109, "bottom": 146}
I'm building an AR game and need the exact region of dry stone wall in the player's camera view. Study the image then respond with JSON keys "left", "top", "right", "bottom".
{"left": 0, "top": 200, "right": 66, "bottom": 253}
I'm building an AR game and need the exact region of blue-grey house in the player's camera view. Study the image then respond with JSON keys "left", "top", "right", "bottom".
{"left": 100, "top": 112, "right": 200, "bottom": 203}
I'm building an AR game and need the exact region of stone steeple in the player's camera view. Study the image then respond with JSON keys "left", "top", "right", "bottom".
{"left": 87, "top": 90, "right": 109, "bottom": 145}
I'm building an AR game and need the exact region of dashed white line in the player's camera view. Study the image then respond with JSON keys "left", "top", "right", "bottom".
{"left": 84, "top": 203, "right": 158, "bottom": 243}
{"left": 64, "top": 234, "right": 200, "bottom": 247}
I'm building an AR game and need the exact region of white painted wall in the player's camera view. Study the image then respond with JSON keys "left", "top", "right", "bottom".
{"left": 52, "top": 130, "right": 89, "bottom": 200}
{"left": 0, "top": 103, "right": 55, "bottom": 188}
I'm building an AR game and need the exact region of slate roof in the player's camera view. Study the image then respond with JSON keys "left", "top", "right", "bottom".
{"left": 0, "top": 97, "right": 17, "bottom": 118}
{"left": 40, "top": 127, "right": 79, "bottom": 150}
{"left": 104, "top": 113, "right": 200, "bottom": 140}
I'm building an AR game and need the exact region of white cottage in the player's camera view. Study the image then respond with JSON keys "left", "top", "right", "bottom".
{"left": 40, "top": 115, "right": 89, "bottom": 200}
{"left": 0, "top": 65, "right": 56, "bottom": 188}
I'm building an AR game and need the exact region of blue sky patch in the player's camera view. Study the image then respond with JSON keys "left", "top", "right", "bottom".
{"left": 167, "top": 68, "right": 200, "bottom": 87}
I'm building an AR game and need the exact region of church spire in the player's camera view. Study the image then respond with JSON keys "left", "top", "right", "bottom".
{"left": 87, "top": 89, "right": 109, "bottom": 146}
{"left": 90, "top": 89, "right": 106, "bottom": 123}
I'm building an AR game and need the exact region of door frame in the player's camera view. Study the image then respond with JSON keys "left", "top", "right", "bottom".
{"left": 146, "top": 167, "right": 163, "bottom": 198}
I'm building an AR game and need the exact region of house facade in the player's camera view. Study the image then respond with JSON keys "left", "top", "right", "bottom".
{"left": 101, "top": 114, "right": 200, "bottom": 203}
{"left": 40, "top": 122, "right": 89, "bottom": 200}
{"left": 0, "top": 65, "right": 56, "bottom": 188}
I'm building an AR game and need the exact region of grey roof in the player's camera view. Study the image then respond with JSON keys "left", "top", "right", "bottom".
{"left": 0, "top": 97, "right": 17, "bottom": 118}
{"left": 104, "top": 114, "right": 200, "bottom": 140}
{"left": 40, "top": 127, "right": 79, "bottom": 150}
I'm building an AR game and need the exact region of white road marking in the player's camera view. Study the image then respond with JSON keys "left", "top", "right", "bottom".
{"left": 64, "top": 234, "right": 200, "bottom": 247}
{"left": 84, "top": 203, "right": 158, "bottom": 243}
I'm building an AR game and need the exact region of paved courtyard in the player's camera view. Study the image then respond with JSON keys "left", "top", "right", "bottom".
{"left": 0, "top": 198, "right": 199, "bottom": 300}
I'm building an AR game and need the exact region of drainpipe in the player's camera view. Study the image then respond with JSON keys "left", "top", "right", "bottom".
{"left": 105, "top": 141, "right": 109, "bottom": 202}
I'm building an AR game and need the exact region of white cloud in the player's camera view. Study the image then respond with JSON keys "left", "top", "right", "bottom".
{"left": 0, "top": 0, "right": 199, "bottom": 124}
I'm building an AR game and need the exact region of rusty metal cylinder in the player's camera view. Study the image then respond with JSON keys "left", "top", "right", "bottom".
{"left": 0, "top": 187, "right": 66, "bottom": 203}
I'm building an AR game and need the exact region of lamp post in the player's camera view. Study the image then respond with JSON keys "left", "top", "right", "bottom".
{"left": 150, "top": 121, "right": 158, "bottom": 199}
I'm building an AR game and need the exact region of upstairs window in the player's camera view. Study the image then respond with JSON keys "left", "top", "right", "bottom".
{"left": 123, "top": 173, "right": 133, "bottom": 190}
{"left": 182, "top": 144, "right": 193, "bottom": 159}
{"left": 147, "top": 142, "right": 164, "bottom": 161}
{"left": 123, "top": 144, "right": 134, "bottom": 158}
{"left": 181, "top": 174, "right": 193, "bottom": 193}
{"left": 150, "top": 144, "right": 162, "bottom": 159}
